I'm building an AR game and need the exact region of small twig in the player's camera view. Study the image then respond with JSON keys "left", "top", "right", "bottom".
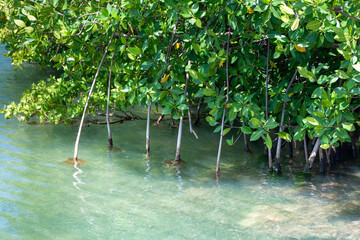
{"left": 329, "top": 7, "right": 360, "bottom": 21}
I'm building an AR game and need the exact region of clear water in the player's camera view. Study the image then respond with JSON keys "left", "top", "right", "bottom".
{"left": 0, "top": 45, "right": 359, "bottom": 240}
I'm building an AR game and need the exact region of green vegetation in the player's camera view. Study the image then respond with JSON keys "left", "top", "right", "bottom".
{"left": 1, "top": 0, "right": 360, "bottom": 171}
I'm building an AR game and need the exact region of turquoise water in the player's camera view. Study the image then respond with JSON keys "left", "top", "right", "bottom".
{"left": 0, "top": 45, "right": 360, "bottom": 239}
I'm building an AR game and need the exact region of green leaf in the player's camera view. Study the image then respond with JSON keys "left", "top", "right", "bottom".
{"left": 277, "top": 132, "right": 291, "bottom": 141}
{"left": 54, "top": 31, "right": 61, "bottom": 39}
{"left": 177, "top": 104, "right": 188, "bottom": 111}
{"left": 350, "top": 88, "right": 360, "bottom": 95}
{"left": 228, "top": 107, "right": 237, "bottom": 121}
{"left": 332, "top": 27, "right": 346, "bottom": 42}
{"left": 140, "top": 61, "right": 153, "bottom": 71}
{"left": 352, "top": 64, "right": 360, "bottom": 72}
{"left": 291, "top": 17, "right": 300, "bottom": 31}
{"left": 14, "top": 19, "right": 26, "bottom": 28}
{"left": 263, "top": 118, "right": 279, "bottom": 130}
{"left": 297, "top": 66, "right": 314, "bottom": 80}
{"left": 265, "top": 133, "right": 272, "bottom": 149}
{"left": 311, "top": 87, "right": 324, "bottom": 98}
{"left": 226, "top": 136, "right": 234, "bottom": 146}
{"left": 191, "top": 3, "right": 199, "bottom": 14}
{"left": 195, "top": 18, "right": 202, "bottom": 28}
{"left": 128, "top": 46, "right": 141, "bottom": 56}
{"left": 206, "top": 116, "right": 216, "bottom": 123}
{"left": 203, "top": 88, "right": 216, "bottom": 97}
{"left": 223, "top": 127, "right": 231, "bottom": 136}
{"left": 260, "top": 0, "right": 270, "bottom": 4}
{"left": 250, "top": 118, "right": 261, "bottom": 127}
{"left": 27, "top": 15, "right": 36, "bottom": 21}
{"left": 314, "top": 125, "right": 323, "bottom": 134}
{"left": 24, "top": 27, "right": 34, "bottom": 33}
{"left": 293, "top": 128, "right": 305, "bottom": 141}
{"left": 304, "top": 117, "right": 319, "bottom": 126}
{"left": 336, "top": 70, "right": 349, "bottom": 79}
{"left": 321, "top": 144, "right": 330, "bottom": 149}
{"left": 342, "top": 122, "right": 355, "bottom": 132}
{"left": 241, "top": 126, "right": 253, "bottom": 135}
{"left": 280, "top": 5, "right": 294, "bottom": 15}
{"left": 250, "top": 129, "right": 263, "bottom": 141}
{"left": 306, "top": 20, "right": 322, "bottom": 30}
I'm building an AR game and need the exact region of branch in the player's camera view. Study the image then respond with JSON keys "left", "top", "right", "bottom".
{"left": 329, "top": 7, "right": 360, "bottom": 21}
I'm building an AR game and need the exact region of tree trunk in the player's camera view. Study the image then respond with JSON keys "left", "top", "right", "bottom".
{"left": 265, "top": 38, "right": 270, "bottom": 120}
{"left": 303, "top": 137, "right": 309, "bottom": 172}
{"left": 194, "top": 97, "right": 203, "bottom": 126}
{"left": 351, "top": 133, "right": 357, "bottom": 158}
{"left": 106, "top": 48, "right": 116, "bottom": 147}
{"left": 216, "top": 105, "right": 226, "bottom": 173}
{"left": 319, "top": 147, "right": 325, "bottom": 173}
{"left": 216, "top": 28, "right": 230, "bottom": 173}
{"left": 175, "top": 111, "right": 183, "bottom": 161}
{"left": 275, "top": 70, "right": 297, "bottom": 172}
{"left": 242, "top": 118, "right": 250, "bottom": 152}
{"left": 73, "top": 23, "right": 119, "bottom": 166}
{"left": 268, "top": 147, "right": 273, "bottom": 171}
{"left": 185, "top": 61, "right": 198, "bottom": 139}
{"left": 146, "top": 98, "right": 151, "bottom": 157}
{"left": 307, "top": 138, "right": 321, "bottom": 169}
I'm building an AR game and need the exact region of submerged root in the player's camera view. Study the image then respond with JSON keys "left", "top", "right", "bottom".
{"left": 164, "top": 160, "right": 184, "bottom": 168}
{"left": 64, "top": 158, "right": 86, "bottom": 166}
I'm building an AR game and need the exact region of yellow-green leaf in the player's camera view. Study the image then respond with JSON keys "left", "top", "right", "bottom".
{"left": 54, "top": 31, "right": 61, "bottom": 39}
{"left": 265, "top": 133, "right": 272, "bottom": 149}
{"left": 277, "top": 132, "right": 291, "bottom": 141}
{"left": 27, "top": 15, "right": 36, "bottom": 21}
{"left": 195, "top": 18, "right": 202, "bottom": 28}
{"left": 291, "top": 17, "right": 299, "bottom": 31}
{"left": 24, "top": 27, "right": 34, "bottom": 33}
{"left": 280, "top": 5, "right": 294, "bottom": 15}
{"left": 14, "top": 19, "right": 26, "bottom": 28}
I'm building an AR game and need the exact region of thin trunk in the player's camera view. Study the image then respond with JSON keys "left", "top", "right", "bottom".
{"left": 268, "top": 147, "right": 273, "bottom": 171}
{"left": 106, "top": 48, "right": 116, "bottom": 147}
{"left": 265, "top": 38, "right": 270, "bottom": 120}
{"left": 242, "top": 118, "right": 249, "bottom": 152}
{"left": 216, "top": 28, "right": 230, "bottom": 173}
{"left": 308, "top": 138, "right": 321, "bottom": 169}
{"left": 73, "top": 22, "right": 119, "bottom": 166}
{"left": 174, "top": 62, "right": 191, "bottom": 161}
{"left": 275, "top": 70, "right": 297, "bottom": 171}
{"left": 319, "top": 147, "right": 325, "bottom": 173}
{"left": 289, "top": 140, "right": 293, "bottom": 157}
{"left": 185, "top": 61, "right": 198, "bottom": 139}
{"left": 188, "top": 109, "right": 198, "bottom": 139}
{"left": 304, "top": 137, "right": 309, "bottom": 172}
{"left": 216, "top": 105, "right": 226, "bottom": 173}
{"left": 194, "top": 97, "right": 203, "bottom": 126}
{"left": 351, "top": 134, "right": 357, "bottom": 158}
{"left": 325, "top": 148, "right": 331, "bottom": 167}
{"left": 265, "top": 38, "right": 271, "bottom": 170}
{"left": 146, "top": 98, "right": 151, "bottom": 157}
{"left": 175, "top": 111, "right": 183, "bottom": 161}
{"left": 170, "top": 116, "right": 175, "bottom": 128}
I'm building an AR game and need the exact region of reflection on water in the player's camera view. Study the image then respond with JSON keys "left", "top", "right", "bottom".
{"left": 0, "top": 45, "right": 360, "bottom": 239}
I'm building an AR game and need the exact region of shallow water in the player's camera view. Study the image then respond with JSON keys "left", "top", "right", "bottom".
{"left": 0, "top": 45, "right": 359, "bottom": 239}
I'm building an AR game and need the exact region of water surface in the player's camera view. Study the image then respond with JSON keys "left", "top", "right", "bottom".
{"left": 0, "top": 45, "right": 359, "bottom": 239}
